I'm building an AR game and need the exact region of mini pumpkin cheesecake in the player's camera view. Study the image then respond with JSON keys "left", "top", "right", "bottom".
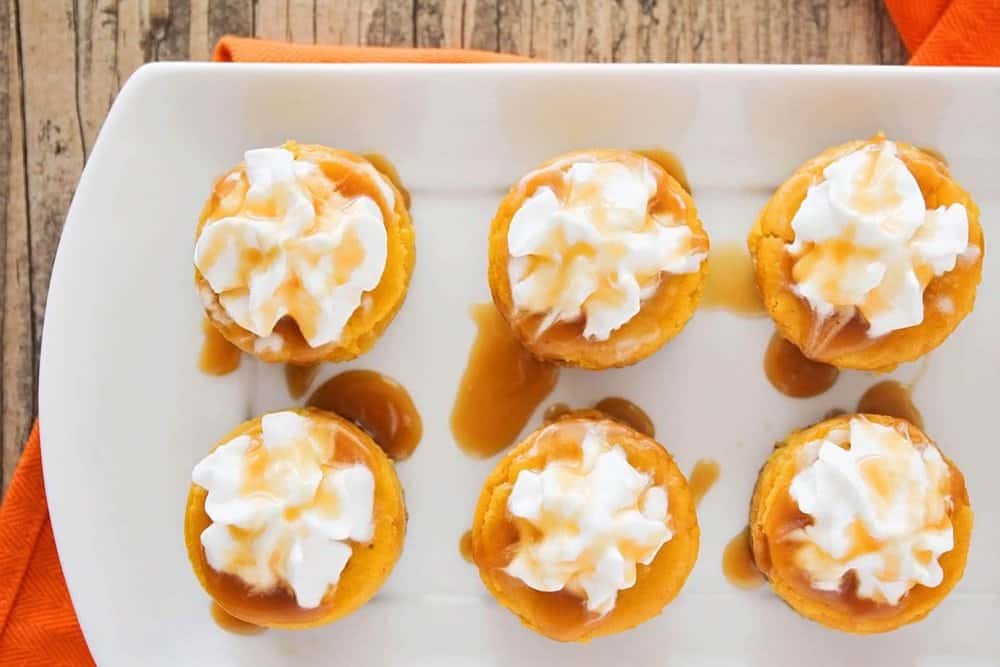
{"left": 488, "top": 149, "right": 710, "bottom": 369}
{"left": 471, "top": 414, "right": 699, "bottom": 641}
{"left": 749, "top": 414, "right": 972, "bottom": 634}
{"left": 184, "top": 408, "right": 406, "bottom": 629}
{"left": 194, "top": 142, "right": 415, "bottom": 364}
{"left": 749, "top": 136, "right": 984, "bottom": 370}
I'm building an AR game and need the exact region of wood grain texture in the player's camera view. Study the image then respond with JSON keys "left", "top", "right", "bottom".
{"left": 0, "top": 0, "right": 907, "bottom": 495}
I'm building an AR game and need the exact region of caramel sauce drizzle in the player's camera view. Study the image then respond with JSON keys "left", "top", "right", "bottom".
{"left": 451, "top": 303, "right": 560, "bottom": 458}
{"left": 459, "top": 530, "right": 475, "bottom": 564}
{"left": 723, "top": 526, "right": 765, "bottom": 590}
{"left": 362, "top": 152, "right": 411, "bottom": 210}
{"left": 307, "top": 370, "right": 422, "bottom": 461}
{"left": 210, "top": 601, "right": 266, "bottom": 636}
{"left": 688, "top": 459, "right": 720, "bottom": 506}
{"left": 198, "top": 318, "right": 242, "bottom": 376}
{"left": 856, "top": 380, "right": 923, "bottom": 429}
{"left": 633, "top": 147, "right": 691, "bottom": 194}
{"left": 284, "top": 363, "right": 320, "bottom": 400}
{"left": 764, "top": 331, "right": 839, "bottom": 398}
{"left": 701, "top": 243, "right": 767, "bottom": 317}
{"left": 542, "top": 397, "right": 654, "bottom": 438}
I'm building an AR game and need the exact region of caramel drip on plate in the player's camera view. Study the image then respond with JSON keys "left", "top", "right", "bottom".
{"left": 701, "top": 243, "right": 766, "bottom": 317}
{"left": 857, "top": 380, "right": 923, "bottom": 428}
{"left": 723, "top": 526, "right": 765, "bottom": 590}
{"left": 199, "top": 318, "right": 242, "bottom": 376}
{"left": 284, "top": 363, "right": 320, "bottom": 400}
{"left": 451, "top": 304, "right": 560, "bottom": 458}
{"left": 362, "top": 152, "right": 411, "bottom": 210}
{"left": 307, "top": 370, "right": 422, "bottom": 461}
{"left": 633, "top": 147, "right": 691, "bottom": 194}
{"left": 764, "top": 331, "right": 839, "bottom": 398}
{"left": 459, "top": 530, "right": 475, "bottom": 564}
{"left": 543, "top": 402, "right": 572, "bottom": 423}
{"left": 592, "top": 397, "right": 655, "bottom": 437}
{"left": 210, "top": 602, "right": 266, "bottom": 636}
{"left": 688, "top": 459, "right": 720, "bottom": 506}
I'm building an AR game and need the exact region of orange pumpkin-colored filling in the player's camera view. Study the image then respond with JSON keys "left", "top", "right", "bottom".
{"left": 749, "top": 413, "right": 972, "bottom": 634}
{"left": 471, "top": 415, "right": 699, "bottom": 641}
{"left": 748, "top": 137, "right": 984, "bottom": 371}
{"left": 194, "top": 141, "right": 415, "bottom": 365}
{"left": 183, "top": 408, "right": 406, "bottom": 629}
{"left": 487, "top": 149, "right": 709, "bottom": 369}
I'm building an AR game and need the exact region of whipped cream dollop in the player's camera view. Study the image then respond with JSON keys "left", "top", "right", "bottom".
{"left": 505, "top": 423, "right": 672, "bottom": 615}
{"left": 788, "top": 417, "right": 954, "bottom": 605}
{"left": 508, "top": 158, "right": 706, "bottom": 341}
{"left": 195, "top": 148, "right": 390, "bottom": 348}
{"left": 787, "top": 141, "right": 970, "bottom": 338}
{"left": 192, "top": 411, "right": 375, "bottom": 608}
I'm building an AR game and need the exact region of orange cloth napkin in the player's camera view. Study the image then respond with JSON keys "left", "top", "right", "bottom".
{"left": 1, "top": 14, "right": 996, "bottom": 662}
{"left": 886, "top": 0, "right": 1000, "bottom": 65}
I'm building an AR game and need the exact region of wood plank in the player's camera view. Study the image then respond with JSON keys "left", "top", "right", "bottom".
{"left": 1, "top": 0, "right": 35, "bottom": 497}
{"left": 207, "top": 0, "right": 253, "bottom": 50}
{"left": 17, "top": 0, "right": 87, "bottom": 461}
{"left": 316, "top": 0, "right": 362, "bottom": 46}
{"left": 416, "top": 0, "right": 462, "bottom": 48}
{"left": 77, "top": 0, "right": 119, "bottom": 154}
{"left": 360, "top": 0, "right": 415, "bottom": 47}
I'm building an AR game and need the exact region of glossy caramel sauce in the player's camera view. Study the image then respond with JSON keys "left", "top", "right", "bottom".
{"left": 701, "top": 243, "right": 766, "bottom": 316}
{"left": 307, "top": 370, "right": 422, "bottom": 461}
{"left": 459, "top": 529, "right": 475, "bottom": 564}
{"left": 362, "top": 152, "right": 411, "bottom": 210}
{"left": 856, "top": 380, "right": 924, "bottom": 428}
{"left": 592, "top": 397, "right": 655, "bottom": 437}
{"left": 284, "top": 363, "right": 320, "bottom": 400}
{"left": 764, "top": 331, "right": 839, "bottom": 398}
{"left": 505, "top": 151, "right": 708, "bottom": 357}
{"left": 191, "top": 419, "right": 378, "bottom": 626}
{"left": 199, "top": 318, "right": 242, "bottom": 375}
{"left": 723, "top": 526, "right": 765, "bottom": 590}
{"left": 451, "top": 303, "right": 560, "bottom": 458}
{"left": 634, "top": 147, "right": 691, "bottom": 193}
{"left": 210, "top": 601, "right": 266, "bottom": 636}
{"left": 543, "top": 402, "right": 572, "bottom": 423}
{"left": 918, "top": 145, "right": 948, "bottom": 166}
{"left": 688, "top": 459, "right": 720, "bottom": 506}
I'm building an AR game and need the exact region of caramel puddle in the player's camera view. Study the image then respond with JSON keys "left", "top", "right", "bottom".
{"left": 856, "top": 380, "right": 923, "bottom": 428}
{"left": 723, "top": 526, "right": 765, "bottom": 590}
{"left": 459, "top": 529, "right": 474, "bottom": 564}
{"left": 199, "top": 318, "right": 241, "bottom": 376}
{"left": 542, "top": 402, "right": 572, "bottom": 423}
{"left": 764, "top": 332, "right": 839, "bottom": 398}
{"left": 688, "top": 459, "right": 720, "bottom": 506}
{"left": 451, "top": 303, "right": 559, "bottom": 458}
{"left": 363, "top": 152, "right": 411, "bottom": 210}
{"left": 210, "top": 602, "right": 266, "bottom": 636}
{"left": 307, "top": 369, "right": 422, "bottom": 461}
{"left": 634, "top": 147, "right": 691, "bottom": 193}
{"left": 593, "top": 397, "right": 655, "bottom": 437}
{"left": 284, "top": 363, "right": 320, "bottom": 400}
{"left": 701, "top": 243, "right": 766, "bottom": 317}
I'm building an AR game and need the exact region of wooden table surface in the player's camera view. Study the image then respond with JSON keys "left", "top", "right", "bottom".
{"left": 0, "top": 0, "right": 905, "bottom": 494}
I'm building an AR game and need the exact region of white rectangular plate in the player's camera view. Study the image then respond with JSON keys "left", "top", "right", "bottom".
{"left": 39, "top": 63, "right": 1000, "bottom": 666}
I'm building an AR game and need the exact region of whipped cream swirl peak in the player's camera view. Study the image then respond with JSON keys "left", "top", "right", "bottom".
{"left": 505, "top": 422, "right": 672, "bottom": 615}
{"left": 788, "top": 416, "right": 954, "bottom": 606}
{"left": 787, "top": 141, "right": 970, "bottom": 338}
{"left": 195, "top": 147, "right": 390, "bottom": 348}
{"left": 508, "top": 157, "right": 706, "bottom": 341}
{"left": 192, "top": 411, "right": 375, "bottom": 609}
